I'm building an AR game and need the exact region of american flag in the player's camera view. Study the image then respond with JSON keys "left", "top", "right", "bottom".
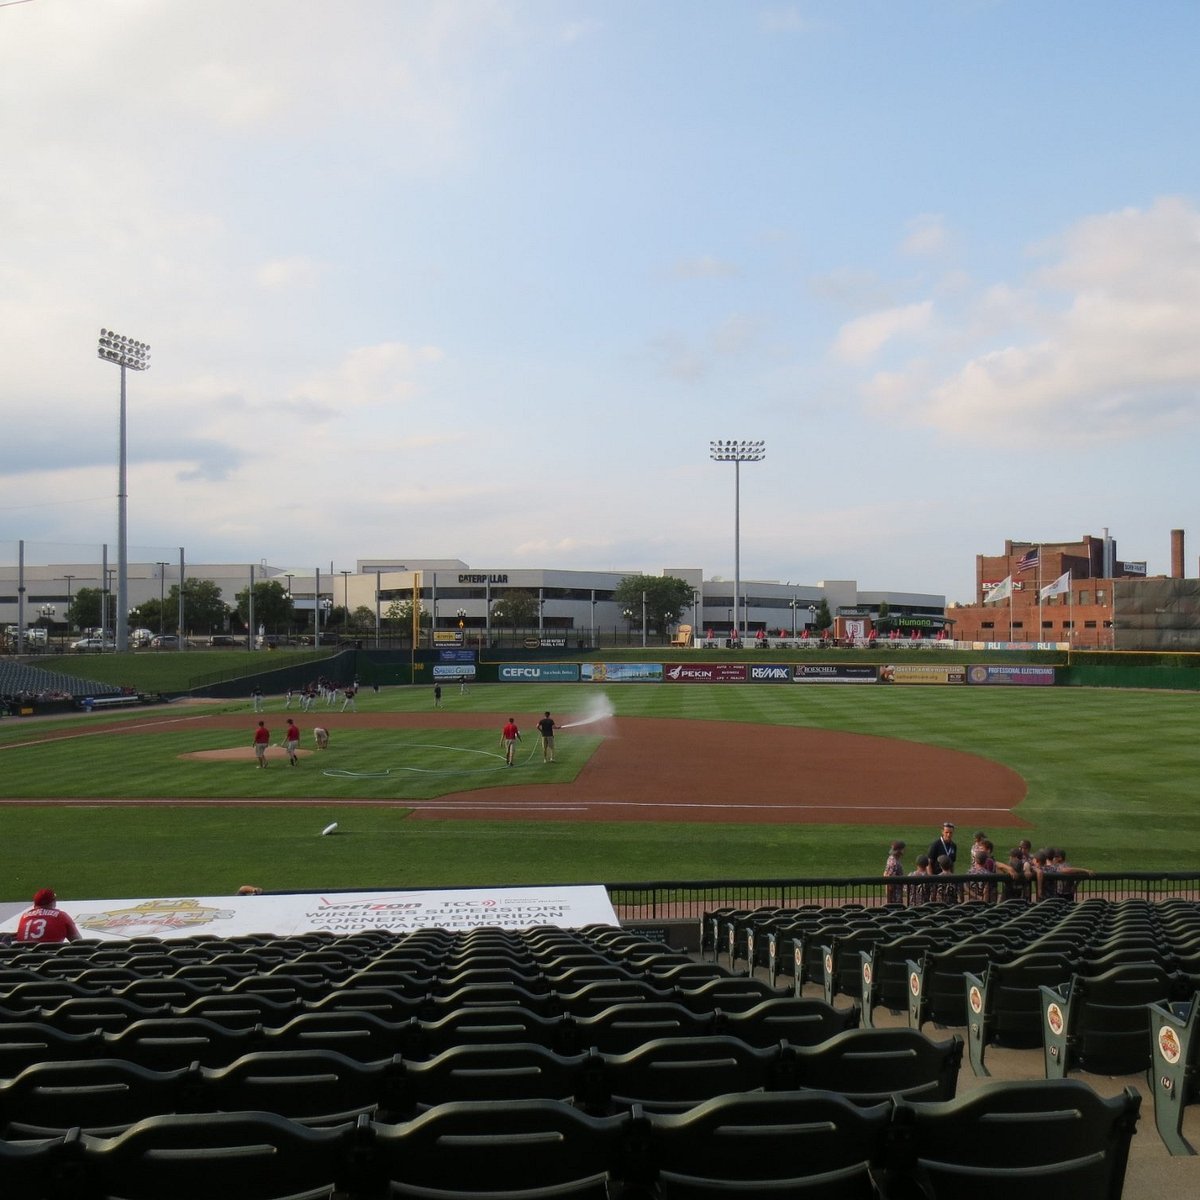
{"left": 1017, "top": 548, "right": 1039, "bottom": 572}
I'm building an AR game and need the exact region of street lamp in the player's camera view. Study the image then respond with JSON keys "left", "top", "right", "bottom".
{"left": 622, "top": 608, "right": 634, "bottom": 644}
{"left": 62, "top": 575, "right": 76, "bottom": 633}
{"left": 456, "top": 607, "right": 467, "bottom": 639}
{"left": 808, "top": 603, "right": 817, "bottom": 635}
{"left": 98, "top": 329, "right": 150, "bottom": 653}
{"left": 709, "top": 439, "right": 765, "bottom": 643}
{"left": 340, "top": 570, "right": 351, "bottom": 622}
{"left": 789, "top": 597, "right": 799, "bottom": 638}
{"left": 155, "top": 562, "right": 169, "bottom": 636}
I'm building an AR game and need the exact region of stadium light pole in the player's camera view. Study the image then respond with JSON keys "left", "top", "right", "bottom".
{"left": 97, "top": 329, "right": 150, "bottom": 653}
{"left": 709, "top": 439, "right": 765, "bottom": 643}
{"left": 62, "top": 575, "right": 76, "bottom": 633}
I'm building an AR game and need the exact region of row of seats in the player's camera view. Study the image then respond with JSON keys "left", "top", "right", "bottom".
{"left": 0, "top": 1082, "right": 1141, "bottom": 1200}
{"left": 0, "top": 997, "right": 860, "bottom": 1076}
{"left": 1, "top": 975, "right": 791, "bottom": 1032}
{"left": 0, "top": 1028, "right": 963, "bottom": 1136}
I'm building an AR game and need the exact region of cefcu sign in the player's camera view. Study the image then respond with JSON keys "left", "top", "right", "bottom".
{"left": 498, "top": 664, "right": 580, "bottom": 682}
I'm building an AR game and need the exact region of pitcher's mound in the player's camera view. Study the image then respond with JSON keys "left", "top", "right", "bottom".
{"left": 180, "top": 747, "right": 311, "bottom": 762}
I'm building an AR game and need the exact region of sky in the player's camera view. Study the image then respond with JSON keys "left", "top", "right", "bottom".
{"left": 2, "top": 0, "right": 1199, "bottom": 604}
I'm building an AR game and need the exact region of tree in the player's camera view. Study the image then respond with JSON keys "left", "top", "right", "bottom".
{"left": 876, "top": 600, "right": 891, "bottom": 626}
{"left": 70, "top": 587, "right": 104, "bottom": 633}
{"left": 233, "top": 580, "right": 295, "bottom": 632}
{"left": 815, "top": 598, "right": 833, "bottom": 631}
{"left": 350, "top": 605, "right": 376, "bottom": 632}
{"left": 613, "top": 574, "right": 695, "bottom": 635}
{"left": 491, "top": 590, "right": 538, "bottom": 628}
{"left": 171, "top": 581, "right": 228, "bottom": 635}
{"left": 387, "top": 598, "right": 428, "bottom": 630}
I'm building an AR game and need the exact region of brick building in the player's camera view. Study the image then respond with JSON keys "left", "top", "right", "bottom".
{"left": 947, "top": 531, "right": 1195, "bottom": 650}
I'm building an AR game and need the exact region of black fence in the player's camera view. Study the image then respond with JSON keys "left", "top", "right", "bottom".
{"left": 605, "top": 872, "right": 1200, "bottom": 922}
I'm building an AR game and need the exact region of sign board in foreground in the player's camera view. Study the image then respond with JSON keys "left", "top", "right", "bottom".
{"left": 0, "top": 885, "right": 619, "bottom": 941}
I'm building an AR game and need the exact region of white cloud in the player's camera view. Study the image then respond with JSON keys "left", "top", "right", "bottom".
{"left": 293, "top": 342, "right": 445, "bottom": 410}
{"left": 841, "top": 198, "right": 1200, "bottom": 443}
{"left": 901, "top": 214, "right": 951, "bottom": 258}
{"left": 256, "top": 258, "right": 324, "bottom": 290}
{"left": 672, "top": 255, "right": 741, "bottom": 280}
{"left": 832, "top": 301, "right": 934, "bottom": 362}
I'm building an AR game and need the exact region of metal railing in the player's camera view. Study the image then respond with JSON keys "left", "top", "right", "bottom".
{"left": 605, "top": 872, "right": 1200, "bottom": 922}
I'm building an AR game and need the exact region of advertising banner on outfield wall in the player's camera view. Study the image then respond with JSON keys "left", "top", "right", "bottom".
{"left": 498, "top": 664, "right": 580, "bottom": 682}
{"left": 878, "top": 664, "right": 966, "bottom": 684}
{"left": 794, "top": 664, "right": 878, "bottom": 683}
{"left": 664, "top": 663, "right": 748, "bottom": 682}
{"left": 0, "top": 885, "right": 618, "bottom": 940}
{"left": 967, "top": 665, "right": 1056, "bottom": 686}
{"left": 432, "top": 664, "right": 475, "bottom": 680}
{"left": 581, "top": 662, "right": 664, "bottom": 683}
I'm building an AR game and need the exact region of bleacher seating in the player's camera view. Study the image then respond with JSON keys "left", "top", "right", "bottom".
{"left": 0, "top": 908, "right": 1184, "bottom": 1194}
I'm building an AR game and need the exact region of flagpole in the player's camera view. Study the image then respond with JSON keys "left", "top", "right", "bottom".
{"left": 1036, "top": 545, "right": 1042, "bottom": 650}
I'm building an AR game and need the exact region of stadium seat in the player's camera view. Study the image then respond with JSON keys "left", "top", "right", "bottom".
{"left": 789, "top": 1026, "right": 962, "bottom": 1104}
{"left": 963, "top": 951, "right": 1075, "bottom": 1075}
{"left": 399, "top": 1042, "right": 590, "bottom": 1116}
{"left": 628, "top": 1089, "right": 890, "bottom": 1198}
{"left": 1147, "top": 992, "right": 1200, "bottom": 1154}
{"left": 0, "top": 1056, "right": 187, "bottom": 1138}
{"left": 886, "top": 1079, "right": 1141, "bottom": 1200}
{"left": 358, "top": 1099, "right": 631, "bottom": 1199}
{"left": 716, "top": 996, "right": 859, "bottom": 1048}
{"left": 587, "top": 1035, "right": 780, "bottom": 1115}
{"left": 1040, "top": 961, "right": 1175, "bottom": 1077}
{"left": 204, "top": 1048, "right": 406, "bottom": 1126}
{"left": 81, "top": 1110, "right": 352, "bottom": 1200}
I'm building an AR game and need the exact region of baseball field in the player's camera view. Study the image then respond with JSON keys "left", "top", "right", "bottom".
{"left": 1, "top": 669, "right": 1196, "bottom": 901}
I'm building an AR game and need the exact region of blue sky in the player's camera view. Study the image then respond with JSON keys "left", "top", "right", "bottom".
{"left": 3, "top": 0, "right": 1198, "bottom": 601}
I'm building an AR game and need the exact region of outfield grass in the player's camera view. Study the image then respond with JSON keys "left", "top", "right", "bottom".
{"left": 2, "top": 679, "right": 1196, "bottom": 899}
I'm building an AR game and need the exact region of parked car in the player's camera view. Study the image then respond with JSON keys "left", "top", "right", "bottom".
{"left": 206, "top": 635, "right": 243, "bottom": 648}
{"left": 129, "top": 628, "right": 155, "bottom": 648}
{"left": 72, "top": 636, "right": 114, "bottom": 652}
{"left": 150, "top": 635, "right": 185, "bottom": 649}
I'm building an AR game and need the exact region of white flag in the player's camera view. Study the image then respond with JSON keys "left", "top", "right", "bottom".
{"left": 984, "top": 575, "right": 1012, "bottom": 603}
{"left": 1039, "top": 571, "right": 1071, "bottom": 601}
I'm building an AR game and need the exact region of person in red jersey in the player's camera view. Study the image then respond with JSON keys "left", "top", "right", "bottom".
{"left": 500, "top": 717, "right": 522, "bottom": 766}
{"left": 253, "top": 719, "right": 271, "bottom": 768}
{"left": 16, "top": 889, "right": 82, "bottom": 944}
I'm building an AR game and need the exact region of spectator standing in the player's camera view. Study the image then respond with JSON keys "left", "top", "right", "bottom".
{"left": 883, "top": 840, "right": 906, "bottom": 904}
{"left": 934, "top": 855, "right": 960, "bottom": 903}
{"left": 908, "top": 855, "right": 933, "bottom": 905}
{"left": 927, "top": 821, "right": 958, "bottom": 876}
{"left": 15, "top": 889, "right": 81, "bottom": 944}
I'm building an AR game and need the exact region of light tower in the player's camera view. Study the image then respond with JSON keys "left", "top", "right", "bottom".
{"left": 708, "top": 439, "right": 765, "bottom": 642}
{"left": 98, "top": 329, "right": 151, "bottom": 652}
